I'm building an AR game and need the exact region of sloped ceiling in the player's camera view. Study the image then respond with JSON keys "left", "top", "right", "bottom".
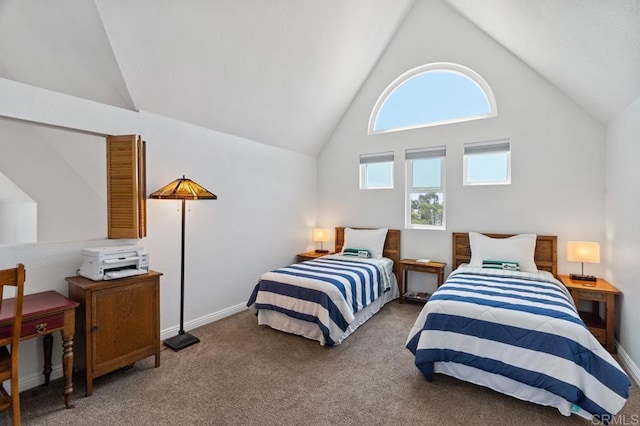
{"left": 0, "top": 0, "right": 638, "bottom": 156}
{"left": 94, "top": 0, "right": 414, "bottom": 155}
{"left": 0, "top": 0, "right": 135, "bottom": 110}
{"left": 444, "top": 0, "right": 640, "bottom": 124}
{"left": 0, "top": 0, "right": 414, "bottom": 156}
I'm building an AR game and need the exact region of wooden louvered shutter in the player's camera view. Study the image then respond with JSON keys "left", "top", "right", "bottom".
{"left": 137, "top": 138, "right": 147, "bottom": 237}
{"left": 107, "top": 135, "right": 147, "bottom": 239}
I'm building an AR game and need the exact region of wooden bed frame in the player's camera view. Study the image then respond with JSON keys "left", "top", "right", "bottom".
{"left": 452, "top": 232, "right": 558, "bottom": 277}
{"left": 335, "top": 227, "right": 401, "bottom": 285}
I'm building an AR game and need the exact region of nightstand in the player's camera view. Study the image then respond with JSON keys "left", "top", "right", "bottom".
{"left": 399, "top": 259, "right": 446, "bottom": 304}
{"left": 559, "top": 274, "right": 621, "bottom": 353}
{"left": 296, "top": 251, "right": 335, "bottom": 262}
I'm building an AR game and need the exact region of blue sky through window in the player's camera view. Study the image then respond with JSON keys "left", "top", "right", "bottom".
{"left": 374, "top": 71, "right": 490, "bottom": 132}
{"left": 365, "top": 162, "right": 392, "bottom": 187}
{"left": 466, "top": 152, "right": 508, "bottom": 183}
{"left": 413, "top": 158, "right": 441, "bottom": 188}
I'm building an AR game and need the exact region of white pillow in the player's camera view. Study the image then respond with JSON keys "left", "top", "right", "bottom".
{"left": 342, "top": 227, "right": 388, "bottom": 259}
{"left": 468, "top": 232, "right": 538, "bottom": 272}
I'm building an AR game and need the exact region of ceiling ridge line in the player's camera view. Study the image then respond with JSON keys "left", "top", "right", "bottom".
{"left": 314, "top": 0, "right": 418, "bottom": 157}
{"left": 92, "top": 0, "right": 138, "bottom": 113}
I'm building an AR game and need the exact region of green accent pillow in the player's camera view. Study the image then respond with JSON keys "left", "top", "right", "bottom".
{"left": 343, "top": 248, "right": 372, "bottom": 258}
{"left": 482, "top": 259, "right": 520, "bottom": 271}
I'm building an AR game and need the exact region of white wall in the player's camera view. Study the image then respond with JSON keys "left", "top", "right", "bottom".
{"left": 0, "top": 77, "right": 317, "bottom": 391}
{"left": 605, "top": 95, "right": 640, "bottom": 377}
{"left": 318, "top": 0, "right": 606, "bottom": 293}
{"left": 0, "top": 118, "right": 107, "bottom": 244}
{"left": 0, "top": 172, "right": 37, "bottom": 244}
{"left": 0, "top": 202, "right": 36, "bottom": 245}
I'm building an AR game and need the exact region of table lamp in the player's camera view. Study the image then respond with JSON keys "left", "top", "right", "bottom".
{"left": 313, "top": 228, "right": 330, "bottom": 253}
{"left": 567, "top": 241, "right": 600, "bottom": 285}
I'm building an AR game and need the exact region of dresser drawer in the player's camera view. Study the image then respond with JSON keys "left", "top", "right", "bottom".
{"left": 575, "top": 290, "right": 606, "bottom": 302}
{"left": 0, "top": 313, "right": 65, "bottom": 339}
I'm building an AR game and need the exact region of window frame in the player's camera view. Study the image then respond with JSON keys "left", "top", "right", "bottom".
{"left": 463, "top": 139, "right": 511, "bottom": 186}
{"left": 405, "top": 147, "right": 446, "bottom": 230}
{"left": 359, "top": 152, "right": 394, "bottom": 190}
{"left": 369, "top": 62, "right": 497, "bottom": 135}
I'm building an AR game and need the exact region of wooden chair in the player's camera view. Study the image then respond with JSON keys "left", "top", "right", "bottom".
{"left": 0, "top": 264, "right": 25, "bottom": 426}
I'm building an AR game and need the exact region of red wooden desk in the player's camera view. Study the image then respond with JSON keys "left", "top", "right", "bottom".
{"left": 0, "top": 291, "right": 79, "bottom": 408}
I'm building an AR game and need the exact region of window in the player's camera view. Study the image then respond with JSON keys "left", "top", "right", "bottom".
{"left": 463, "top": 139, "right": 511, "bottom": 186}
{"left": 405, "top": 147, "right": 445, "bottom": 229}
{"left": 369, "top": 62, "right": 497, "bottom": 134}
{"left": 359, "top": 152, "right": 394, "bottom": 189}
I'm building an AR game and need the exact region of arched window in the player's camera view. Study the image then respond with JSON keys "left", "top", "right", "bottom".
{"left": 369, "top": 63, "right": 497, "bottom": 134}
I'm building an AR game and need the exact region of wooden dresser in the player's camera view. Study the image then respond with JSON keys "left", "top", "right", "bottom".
{"left": 66, "top": 271, "right": 161, "bottom": 396}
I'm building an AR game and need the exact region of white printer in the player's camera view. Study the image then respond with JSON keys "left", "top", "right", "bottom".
{"left": 79, "top": 245, "right": 149, "bottom": 281}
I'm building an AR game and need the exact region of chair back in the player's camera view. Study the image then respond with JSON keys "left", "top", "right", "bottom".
{"left": 0, "top": 263, "right": 26, "bottom": 371}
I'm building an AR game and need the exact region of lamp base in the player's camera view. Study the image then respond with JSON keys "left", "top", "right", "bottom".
{"left": 163, "top": 331, "right": 200, "bottom": 352}
{"left": 570, "top": 273, "right": 597, "bottom": 284}
{"left": 314, "top": 249, "right": 329, "bottom": 253}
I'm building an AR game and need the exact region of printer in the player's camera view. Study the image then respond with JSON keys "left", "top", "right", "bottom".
{"left": 79, "top": 245, "right": 149, "bottom": 281}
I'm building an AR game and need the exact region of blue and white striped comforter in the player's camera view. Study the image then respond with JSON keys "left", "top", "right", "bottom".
{"left": 247, "top": 256, "right": 391, "bottom": 346}
{"left": 406, "top": 267, "right": 630, "bottom": 421}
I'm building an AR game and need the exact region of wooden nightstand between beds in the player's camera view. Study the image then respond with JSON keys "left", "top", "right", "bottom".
{"left": 559, "top": 274, "right": 621, "bottom": 353}
{"left": 399, "top": 259, "right": 446, "bottom": 304}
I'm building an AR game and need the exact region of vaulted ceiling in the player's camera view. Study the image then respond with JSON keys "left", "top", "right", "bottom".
{"left": 0, "top": 0, "right": 638, "bottom": 156}
{"left": 446, "top": 0, "right": 640, "bottom": 125}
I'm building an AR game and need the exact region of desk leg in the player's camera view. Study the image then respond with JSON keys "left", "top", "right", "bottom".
{"left": 606, "top": 293, "right": 616, "bottom": 353}
{"left": 62, "top": 309, "right": 75, "bottom": 408}
{"left": 400, "top": 267, "right": 406, "bottom": 303}
{"left": 42, "top": 334, "right": 53, "bottom": 385}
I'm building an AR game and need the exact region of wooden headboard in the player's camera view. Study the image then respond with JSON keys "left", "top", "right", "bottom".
{"left": 335, "top": 227, "right": 401, "bottom": 285}
{"left": 452, "top": 232, "right": 558, "bottom": 277}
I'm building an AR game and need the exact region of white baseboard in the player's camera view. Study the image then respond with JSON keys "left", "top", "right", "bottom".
{"left": 616, "top": 340, "right": 640, "bottom": 387}
{"left": 17, "top": 366, "right": 64, "bottom": 393}
{"left": 160, "top": 302, "right": 248, "bottom": 341}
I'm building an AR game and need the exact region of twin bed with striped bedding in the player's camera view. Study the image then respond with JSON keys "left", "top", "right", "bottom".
{"left": 247, "top": 254, "right": 394, "bottom": 346}
{"left": 406, "top": 267, "right": 630, "bottom": 421}
{"left": 248, "top": 229, "right": 630, "bottom": 420}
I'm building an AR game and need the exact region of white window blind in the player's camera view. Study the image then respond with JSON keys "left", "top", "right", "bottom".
{"left": 360, "top": 152, "right": 394, "bottom": 164}
{"left": 464, "top": 140, "right": 510, "bottom": 156}
{"left": 405, "top": 147, "right": 446, "bottom": 161}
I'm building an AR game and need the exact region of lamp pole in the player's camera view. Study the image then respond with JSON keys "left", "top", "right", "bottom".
{"left": 163, "top": 198, "right": 200, "bottom": 351}
{"left": 150, "top": 176, "right": 216, "bottom": 351}
{"left": 179, "top": 198, "right": 186, "bottom": 335}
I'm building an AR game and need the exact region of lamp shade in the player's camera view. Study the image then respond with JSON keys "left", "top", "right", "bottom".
{"left": 567, "top": 241, "right": 600, "bottom": 264}
{"left": 150, "top": 176, "right": 217, "bottom": 200}
{"left": 313, "top": 228, "right": 330, "bottom": 242}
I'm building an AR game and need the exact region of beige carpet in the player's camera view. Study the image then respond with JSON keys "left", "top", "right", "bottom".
{"left": 6, "top": 301, "right": 639, "bottom": 425}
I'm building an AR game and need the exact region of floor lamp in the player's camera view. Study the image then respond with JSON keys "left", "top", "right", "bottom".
{"left": 150, "top": 175, "right": 217, "bottom": 351}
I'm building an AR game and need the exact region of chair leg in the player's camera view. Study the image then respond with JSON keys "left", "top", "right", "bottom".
{"left": 12, "top": 398, "right": 19, "bottom": 426}
{"left": 11, "top": 383, "right": 20, "bottom": 426}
